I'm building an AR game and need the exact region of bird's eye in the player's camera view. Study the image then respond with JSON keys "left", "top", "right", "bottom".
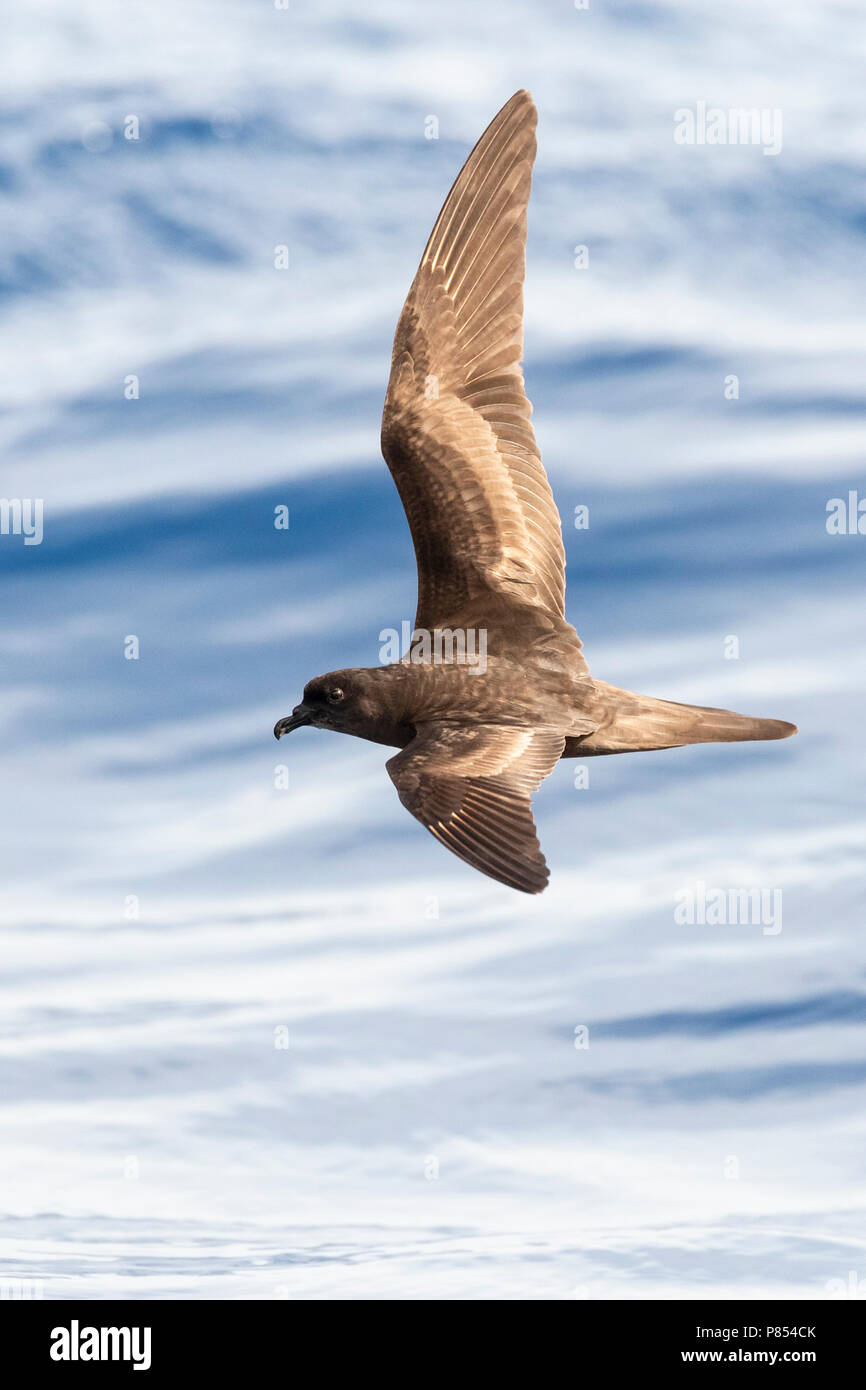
{"left": 326, "top": 687, "right": 345, "bottom": 704}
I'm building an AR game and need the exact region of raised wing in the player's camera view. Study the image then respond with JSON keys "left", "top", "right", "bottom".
{"left": 381, "top": 90, "right": 568, "bottom": 633}
{"left": 386, "top": 721, "right": 565, "bottom": 894}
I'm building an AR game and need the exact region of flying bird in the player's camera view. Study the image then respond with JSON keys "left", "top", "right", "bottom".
{"left": 274, "top": 90, "right": 796, "bottom": 894}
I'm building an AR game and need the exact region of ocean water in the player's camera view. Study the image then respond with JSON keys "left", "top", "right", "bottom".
{"left": 1, "top": 0, "right": 864, "bottom": 1299}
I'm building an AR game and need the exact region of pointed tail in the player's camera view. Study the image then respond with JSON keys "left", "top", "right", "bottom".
{"left": 565, "top": 682, "right": 797, "bottom": 757}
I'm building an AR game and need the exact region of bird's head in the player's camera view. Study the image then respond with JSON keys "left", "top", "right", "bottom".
{"left": 273, "top": 669, "right": 390, "bottom": 741}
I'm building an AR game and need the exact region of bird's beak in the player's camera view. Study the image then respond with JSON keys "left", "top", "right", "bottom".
{"left": 274, "top": 706, "right": 312, "bottom": 739}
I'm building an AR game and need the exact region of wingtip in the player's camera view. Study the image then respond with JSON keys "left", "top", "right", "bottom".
{"left": 496, "top": 871, "right": 548, "bottom": 895}
{"left": 513, "top": 857, "right": 550, "bottom": 895}
{"left": 494, "top": 89, "right": 536, "bottom": 123}
{"left": 763, "top": 718, "right": 798, "bottom": 740}
{"left": 508, "top": 88, "right": 536, "bottom": 116}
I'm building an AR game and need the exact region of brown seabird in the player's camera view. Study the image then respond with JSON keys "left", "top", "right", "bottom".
{"left": 274, "top": 90, "right": 796, "bottom": 894}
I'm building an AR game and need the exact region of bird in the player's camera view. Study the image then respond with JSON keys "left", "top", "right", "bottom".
{"left": 274, "top": 89, "right": 796, "bottom": 894}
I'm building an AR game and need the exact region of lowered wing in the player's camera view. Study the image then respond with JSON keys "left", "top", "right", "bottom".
{"left": 387, "top": 720, "right": 565, "bottom": 893}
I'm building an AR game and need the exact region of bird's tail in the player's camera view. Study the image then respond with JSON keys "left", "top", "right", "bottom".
{"left": 564, "top": 682, "right": 797, "bottom": 757}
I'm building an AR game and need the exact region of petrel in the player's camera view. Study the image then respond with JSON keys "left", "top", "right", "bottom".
{"left": 274, "top": 90, "right": 796, "bottom": 894}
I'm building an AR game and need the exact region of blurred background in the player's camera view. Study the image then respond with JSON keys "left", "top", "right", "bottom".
{"left": 0, "top": 0, "right": 864, "bottom": 1299}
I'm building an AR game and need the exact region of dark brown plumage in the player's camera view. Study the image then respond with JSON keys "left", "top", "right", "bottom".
{"left": 274, "top": 91, "right": 796, "bottom": 894}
